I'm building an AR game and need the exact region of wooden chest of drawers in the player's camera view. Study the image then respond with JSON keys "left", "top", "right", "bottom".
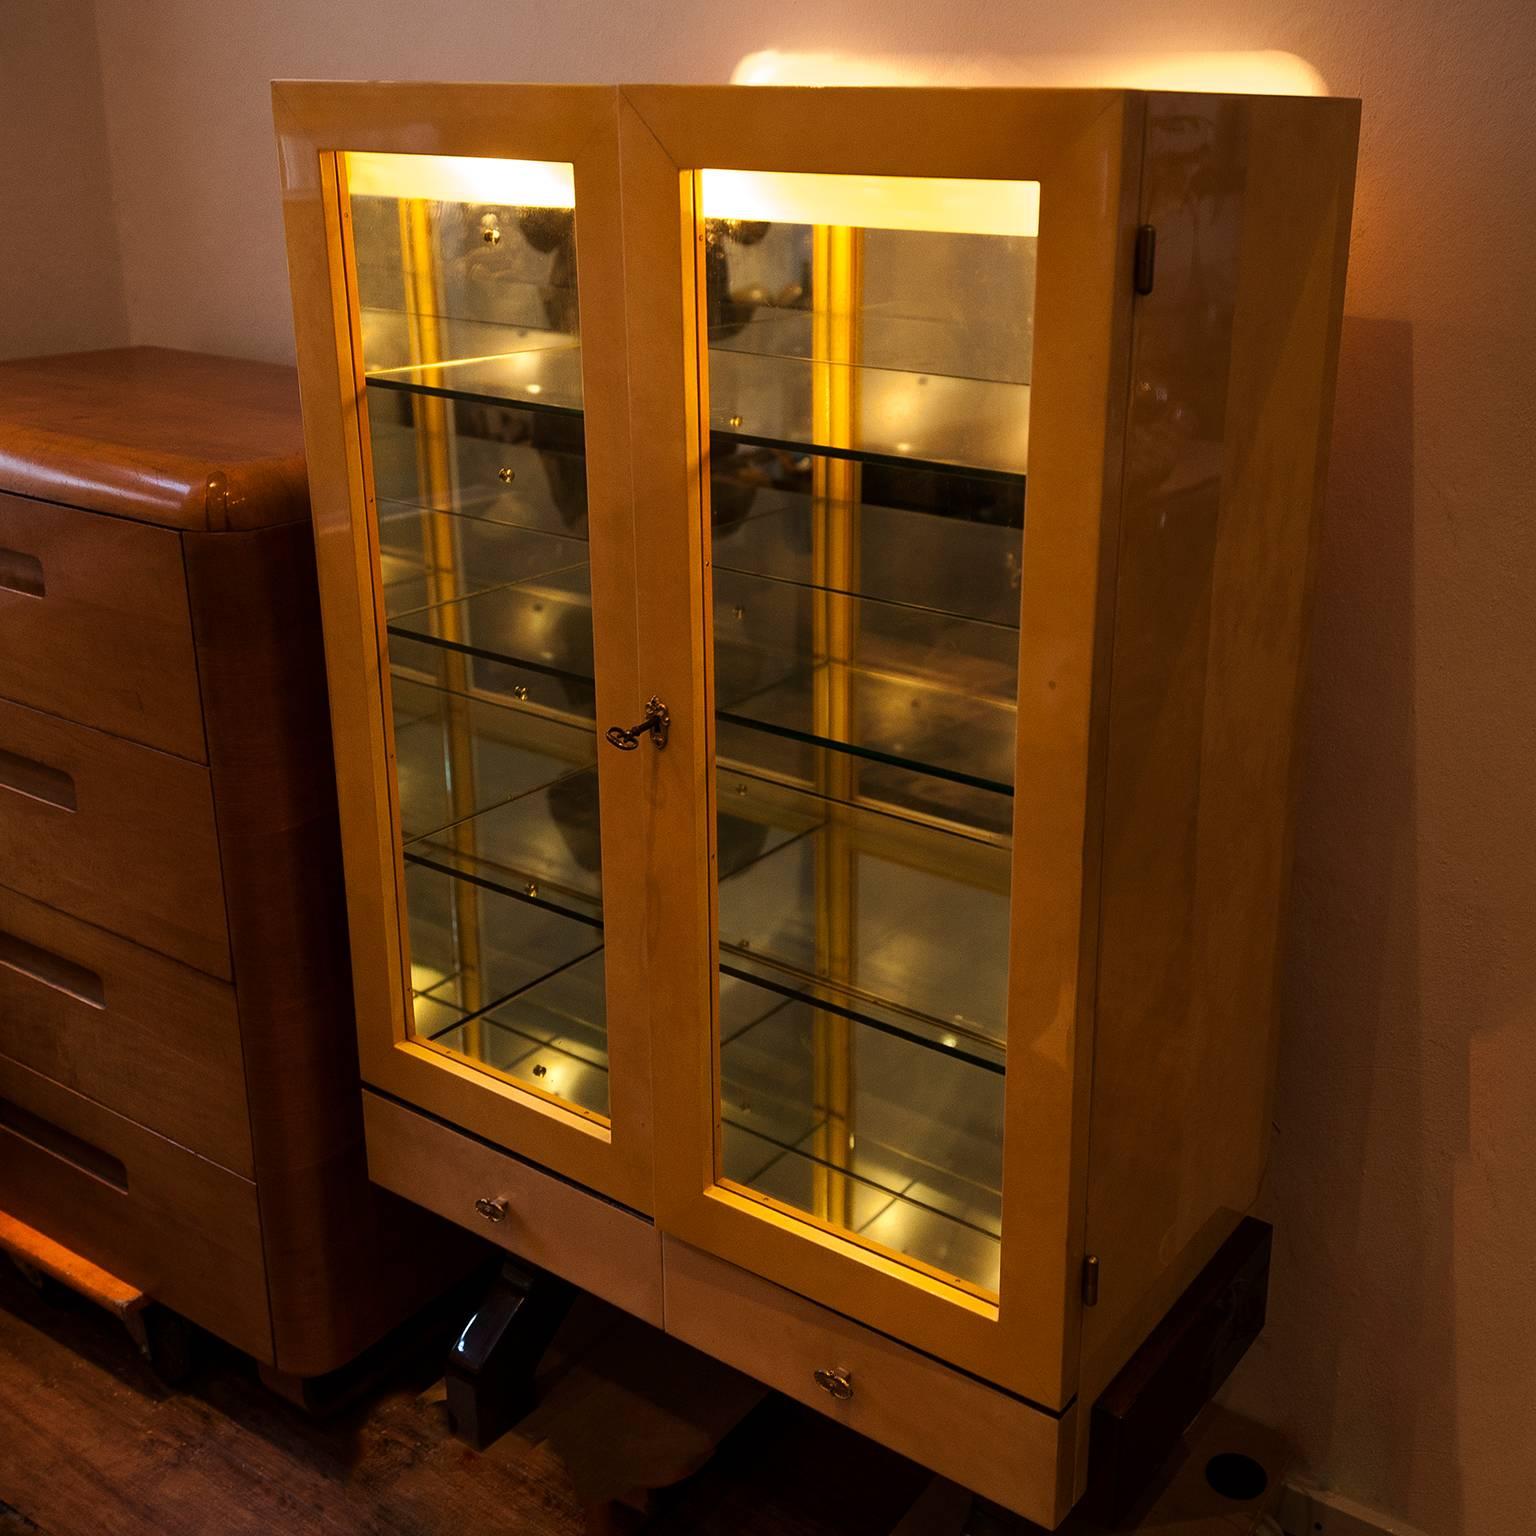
{"left": 0, "top": 347, "right": 461, "bottom": 1377}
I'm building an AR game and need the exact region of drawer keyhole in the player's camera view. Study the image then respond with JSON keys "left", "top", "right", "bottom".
{"left": 812, "top": 1367, "right": 853, "bottom": 1402}
{"left": 473, "top": 1196, "right": 509, "bottom": 1223}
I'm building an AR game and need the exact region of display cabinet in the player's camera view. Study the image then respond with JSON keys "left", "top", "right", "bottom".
{"left": 275, "top": 82, "right": 1358, "bottom": 1525}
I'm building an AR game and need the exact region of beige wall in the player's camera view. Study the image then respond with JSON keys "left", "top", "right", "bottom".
{"left": 0, "top": 1, "right": 127, "bottom": 359}
{"left": 29, "top": 2, "right": 1536, "bottom": 1531}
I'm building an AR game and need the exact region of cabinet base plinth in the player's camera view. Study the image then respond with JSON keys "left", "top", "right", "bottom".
{"left": 1086, "top": 1217, "right": 1273, "bottom": 1526}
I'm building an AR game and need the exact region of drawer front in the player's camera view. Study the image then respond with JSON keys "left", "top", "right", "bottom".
{"left": 0, "top": 697, "right": 229, "bottom": 977}
{"left": 0, "top": 492, "right": 204, "bottom": 760}
{"left": 0, "top": 888, "right": 250, "bottom": 1175}
{"left": 0, "top": 1055, "right": 270, "bottom": 1361}
{"left": 363, "top": 1091, "right": 663, "bottom": 1327}
{"left": 662, "top": 1238, "right": 1076, "bottom": 1526}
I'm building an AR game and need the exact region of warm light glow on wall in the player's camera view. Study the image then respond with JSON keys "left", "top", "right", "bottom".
{"left": 732, "top": 49, "right": 1327, "bottom": 96}
{"left": 345, "top": 151, "right": 575, "bottom": 207}
{"left": 700, "top": 169, "right": 1039, "bottom": 237}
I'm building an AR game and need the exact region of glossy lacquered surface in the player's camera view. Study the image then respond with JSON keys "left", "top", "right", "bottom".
{"left": 275, "top": 85, "right": 654, "bottom": 1215}
{"left": 0, "top": 886, "right": 250, "bottom": 1174}
{"left": 0, "top": 491, "right": 206, "bottom": 759}
{"left": 621, "top": 83, "right": 1142, "bottom": 1410}
{"left": 0, "top": 346, "right": 472, "bottom": 1378}
{"left": 0, "top": 1054, "right": 270, "bottom": 1360}
{"left": 276, "top": 82, "right": 1358, "bottom": 1520}
{"left": 0, "top": 695, "right": 229, "bottom": 977}
{"left": 0, "top": 348, "right": 307, "bottom": 532}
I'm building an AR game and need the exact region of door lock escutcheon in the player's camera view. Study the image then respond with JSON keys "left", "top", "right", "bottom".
{"left": 605, "top": 696, "right": 670, "bottom": 752}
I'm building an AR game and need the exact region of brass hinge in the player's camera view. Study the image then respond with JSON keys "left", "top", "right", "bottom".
{"left": 1133, "top": 225, "right": 1156, "bottom": 296}
{"left": 1082, "top": 1254, "right": 1101, "bottom": 1307}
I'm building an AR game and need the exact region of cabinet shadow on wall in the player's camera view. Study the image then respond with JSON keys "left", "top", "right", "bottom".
{"left": 1226, "top": 314, "right": 1465, "bottom": 1531}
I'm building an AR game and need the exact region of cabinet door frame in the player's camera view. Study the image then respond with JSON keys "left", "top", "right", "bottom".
{"left": 621, "top": 85, "right": 1143, "bottom": 1408}
{"left": 275, "top": 82, "right": 655, "bottom": 1213}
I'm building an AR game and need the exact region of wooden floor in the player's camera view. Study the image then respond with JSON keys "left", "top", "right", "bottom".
{"left": 0, "top": 1261, "right": 935, "bottom": 1536}
{"left": 0, "top": 1260, "right": 1290, "bottom": 1536}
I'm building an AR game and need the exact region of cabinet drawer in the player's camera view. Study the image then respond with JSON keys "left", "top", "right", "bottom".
{"left": 363, "top": 1090, "right": 662, "bottom": 1326}
{"left": 0, "top": 697, "right": 229, "bottom": 977}
{"left": 0, "top": 888, "right": 250, "bottom": 1175}
{"left": 662, "top": 1238, "right": 1076, "bottom": 1526}
{"left": 0, "top": 1055, "right": 270, "bottom": 1362}
{"left": 0, "top": 493, "right": 204, "bottom": 760}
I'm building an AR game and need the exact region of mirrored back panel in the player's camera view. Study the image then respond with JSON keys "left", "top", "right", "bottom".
{"left": 700, "top": 169, "right": 1039, "bottom": 1295}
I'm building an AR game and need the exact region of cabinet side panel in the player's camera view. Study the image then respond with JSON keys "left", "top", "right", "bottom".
{"left": 1188, "top": 96, "right": 1360, "bottom": 1218}
{"left": 1080, "top": 95, "right": 1359, "bottom": 1401}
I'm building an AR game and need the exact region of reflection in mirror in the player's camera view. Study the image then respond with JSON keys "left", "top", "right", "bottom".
{"left": 347, "top": 151, "right": 611, "bottom": 1119}
{"left": 703, "top": 168, "right": 1039, "bottom": 1294}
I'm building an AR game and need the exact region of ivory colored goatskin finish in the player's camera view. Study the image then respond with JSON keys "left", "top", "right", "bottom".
{"left": 274, "top": 82, "right": 1358, "bottom": 1525}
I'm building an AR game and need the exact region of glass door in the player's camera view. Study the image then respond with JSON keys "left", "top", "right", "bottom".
{"left": 701, "top": 170, "right": 1035, "bottom": 1300}
{"left": 622, "top": 86, "right": 1137, "bottom": 1403}
{"left": 292, "top": 91, "right": 652, "bottom": 1213}
{"left": 349, "top": 152, "right": 611, "bottom": 1115}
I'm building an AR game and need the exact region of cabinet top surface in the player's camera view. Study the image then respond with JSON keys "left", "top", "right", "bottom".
{"left": 0, "top": 347, "right": 309, "bottom": 533}
{"left": 271, "top": 80, "right": 1360, "bottom": 110}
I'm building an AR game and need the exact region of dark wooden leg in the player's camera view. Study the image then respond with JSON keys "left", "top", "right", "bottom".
{"left": 444, "top": 1256, "right": 575, "bottom": 1451}
{"left": 131, "top": 1304, "right": 197, "bottom": 1384}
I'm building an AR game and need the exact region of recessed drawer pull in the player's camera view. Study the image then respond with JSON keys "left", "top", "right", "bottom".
{"left": 474, "top": 1196, "right": 509, "bottom": 1223}
{"left": 0, "top": 1097, "right": 128, "bottom": 1191}
{"left": 0, "top": 930, "right": 105, "bottom": 1009}
{"left": 0, "top": 747, "right": 76, "bottom": 812}
{"left": 0, "top": 547, "right": 45, "bottom": 599}
{"left": 813, "top": 1367, "right": 854, "bottom": 1401}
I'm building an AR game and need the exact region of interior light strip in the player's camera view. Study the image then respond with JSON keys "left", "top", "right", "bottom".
{"left": 346, "top": 151, "right": 575, "bottom": 208}
{"left": 700, "top": 169, "right": 1039, "bottom": 237}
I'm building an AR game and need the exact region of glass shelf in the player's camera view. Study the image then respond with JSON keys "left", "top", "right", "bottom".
{"left": 378, "top": 507, "right": 590, "bottom": 623}
{"left": 361, "top": 330, "right": 1028, "bottom": 479}
{"left": 715, "top": 769, "right": 1011, "bottom": 1058}
{"left": 426, "top": 949, "right": 610, "bottom": 1119}
{"left": 369, "top": 406, "right": 589, "bottom": 538}
{"left": 363, "top": 330, "right": 585, "bottom": 416}
{"left": 707, "top": 351, "right": 1029, "bottom": 477}
{"left": 708, "top": 426, "right": 1023, "bottom": 838}
{"left": 390, "top": 663, "right": 595, "bottom": 843}
{"left": 405, "top": 855, "right": 608, "bottom": 1116}
{"left": 715, "top": 563, "right": 1020, "bottom": 704}
{"left": 404, "top": 760, "right": 604, "bottom": 926}
{"left": 719, "top": 983, "right": 1004, "bottom": 1293}
{"left": 386, "top": 568, "right": 598, "bottom": 701}
{"left": 404, "top": 857, "right": 601, "bottom": 1017}
{"left": 708, "top": 309, "right": 1031, "bottom": 388}
{"left": 712, "top": 487, "right": 1024, "bottom": 632}
{"left": 714, "top": 648, "right": 1018, "bottom": 837}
